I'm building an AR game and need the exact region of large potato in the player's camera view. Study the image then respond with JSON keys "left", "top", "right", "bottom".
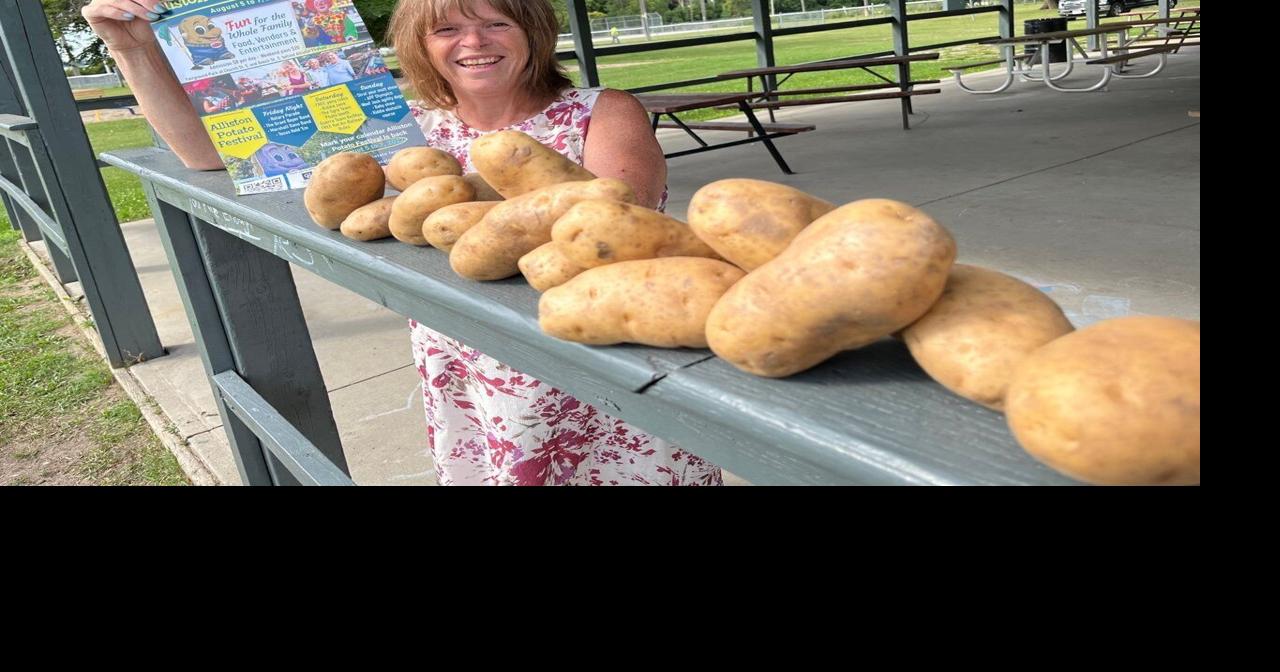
{"left": 423, "top": 201, "right": 499, "bottom": 253}
{"left": 450, "top": 178, "right": 636, "bottom": 281}
{"left": 339, "top": 196, "right": 397, "bottom": 242}
{"left": 551, "top": 200, "right": 721, "bottom": 269}
{"left": 1005, "top": 316, "right": 1200, "bottom": 486}
{"left": 469, "top": 130, "right": 594, "bottom": 199}
{"left": 706, "top": 198, "right": 956, "bottom": 378}
{"left": 902, "top": 264, "right": 1074, "bottom": 410}
{"left": 385, "top": 147, "right": 462, "bottom": 191}
{"left": 462, "top": 173, "right": 504, "bottom": 202}
{"left": 539, "top": 258, "right": 746, "bottom": 348}
{"left": 303, "top": 152, "right": 386, "bottom": 229}
{"left": 688, "top": 178, "right": 836, "bottom": 271}
{"left": 388, "top": 175, "right": 474, "bottom": 246}
{"left": 519, "top": 242, "right": 587, "bottom": 292}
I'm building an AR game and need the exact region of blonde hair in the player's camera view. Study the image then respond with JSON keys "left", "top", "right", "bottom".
{"left": 387, "top": 0, "right": 571, "bottom": 109}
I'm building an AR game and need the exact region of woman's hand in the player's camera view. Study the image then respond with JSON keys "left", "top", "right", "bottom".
{"left": 81, "top": 0, "right": 170, "bottom": 55}
{"left": 80, "top": 1, "right": 224, "bottom": 170}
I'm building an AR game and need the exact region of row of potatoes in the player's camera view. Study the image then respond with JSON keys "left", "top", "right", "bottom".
{"left": 303, "top": 131, "right": 1200, "bottom": 487}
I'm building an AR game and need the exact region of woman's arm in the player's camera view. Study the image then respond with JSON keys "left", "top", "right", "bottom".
{"left": 582, "top": 89, "right": 668, "bottom": 210}
{"left": 83, "top": 1, "right": 224, "bottom": 170}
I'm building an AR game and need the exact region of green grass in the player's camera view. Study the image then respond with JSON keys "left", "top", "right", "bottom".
{"left": 0, "top": 231, "right": 114, "bottom": 435}
{"left": 87, "top": 118, "right": 156, "bottom": 225}
{"left": 79, "top": 400, "right": 189, "bottom": 485}
{"left": 0, "top": 227, "right": 187, "bottom": 486}
{"left": 1, "top": 117, "right": 154, "bottom": 229}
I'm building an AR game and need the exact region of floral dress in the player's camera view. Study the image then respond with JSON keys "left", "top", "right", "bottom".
{"left": 406, "top": 87, "right": 721, "bottom": 486}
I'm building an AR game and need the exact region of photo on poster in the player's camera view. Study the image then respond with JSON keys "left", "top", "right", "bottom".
{"left": 292, "top": 0, "right": 373, "bottom": 48}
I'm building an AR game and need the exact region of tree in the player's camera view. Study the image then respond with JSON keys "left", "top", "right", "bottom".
{"left": 352, "top": 0, "right": 397, "bottom": 45}
{"left": 41, "top": 0, "right": 94, "bottom": 73}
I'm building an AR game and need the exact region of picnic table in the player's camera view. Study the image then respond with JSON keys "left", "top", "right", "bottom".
{"left": 715, "top": 53, "right": 943, "bottom": 130}
{"left": 638, "top": 92, "right": 810, "bottom": 175}
{"left": 1113, "top": 7, "right": 1199, "bottom": 48}
{"left": 953, "top": 16, "right": 1200, "bottom": 94}
{"left": 100, "top": 146, "right": 1084, "bottom": 486}
{"left": 1123, "top": 6, "right": 1200, "bottom": 23}
{"left": 637, "top": 54, "right": 942, "bottom": 173}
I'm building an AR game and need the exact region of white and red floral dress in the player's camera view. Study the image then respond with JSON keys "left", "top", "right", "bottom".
{"left": 406, "top": 87, "right": 721, "bottom": 486}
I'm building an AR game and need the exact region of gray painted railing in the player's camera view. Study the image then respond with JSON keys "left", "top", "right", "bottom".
{"left": 1, "top": 0, "right": 163, "bottom": 368}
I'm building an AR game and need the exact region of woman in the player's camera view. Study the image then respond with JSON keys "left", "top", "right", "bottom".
{"left": 390, "top": 0, "right": 719, "bottom": 486}
{"left": 278, "top": 60, "right": 317, "bottom": 94}
{"left": 82, "top": 0, "right": 721, "bottom": 486}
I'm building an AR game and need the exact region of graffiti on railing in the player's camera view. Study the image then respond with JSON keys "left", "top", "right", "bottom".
{"left": 186, "top": 197, "right": 336, "bottom": 271}
{"left": 190, "top": 198, "right": 264, "bottom": 243}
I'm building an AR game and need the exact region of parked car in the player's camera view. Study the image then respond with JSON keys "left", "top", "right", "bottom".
{"left": 1059, "top": 0, "right": 1179, "bottom": 19}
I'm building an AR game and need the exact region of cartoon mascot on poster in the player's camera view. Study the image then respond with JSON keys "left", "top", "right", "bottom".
{"left": 172, "top": 15, "right": 236, "bottom": 69}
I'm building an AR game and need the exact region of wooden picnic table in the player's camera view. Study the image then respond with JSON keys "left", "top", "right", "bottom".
{"left": 99, "top": 146, "right": 1084, "bottom": 486}
{"left": 637, "top": 92, "right": 808, "bottom": 174}
{"left": 716, "top": 53, "right": 941, "bottom": 80}
{"left": 1106, "top": 9, "right": 1200, "bottom": 48}
{"left": 1123, "top": 6, "right": 1200, "bottom": 21}
{"left": 983, "top": 17, "right": 1194, "bottom": 47}
{"left": 714, "top": 53, "right": 943, "bottom": 130}
{"left": 636, "top": 53, "right": 944, "bottom": 171}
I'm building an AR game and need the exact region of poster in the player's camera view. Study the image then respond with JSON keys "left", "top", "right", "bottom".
{"left": 153, "top": 0, "right": 426, "bottom": 194}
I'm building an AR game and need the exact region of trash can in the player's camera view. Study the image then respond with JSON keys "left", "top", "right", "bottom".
{"left": 1024, "top": 17, "right": 1069, "bottom": 64}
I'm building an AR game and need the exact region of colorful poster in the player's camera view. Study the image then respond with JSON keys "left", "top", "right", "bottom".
{"left": 153, "top": 0, "right": 425, "bottom": 194}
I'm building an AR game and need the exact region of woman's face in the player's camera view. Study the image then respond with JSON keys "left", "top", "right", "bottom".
{"left": 424, "top": 1, "right": 531, "bottom": 101}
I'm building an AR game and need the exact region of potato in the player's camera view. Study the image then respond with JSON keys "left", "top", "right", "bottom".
{"left": 519, "top": 242, "right": 586, "bottom": 292}
{"left": 339, "top": 196, "right": 397, "bottom": 242}
{"left": 1005, "top": 316, "right": 1200, "bottom": 486}
{"left": 385, "top": 147, "right": 462, "bottom": 191}
{"left": 303, "top": 152, "right": 386, "bottom": 230}
{"left": 688, "top": 178, "right": 836, "bottom": 271}
{"left": 423, "top": 201, "right": 499, "bottom": 253}
{"left": 469, "top": 130, "right": 594, "bottom": 199}
{"left": 450, "top": 178, "right": 636, "bottom": 281}
{"left": 388, "top": 175, "right": 475, "bottom": 245}
{"left": 706, "top": 198, "right": 956, "bottom": 378}
{"left": 902, "top": 264, "right": 1074, "bottom": 410}
{"left": 539, "top": 258, "right": 746, "bottom": 348}
{"left": 462, "top": 173, "right": 504, "bottom": 202}
{"left": 551, "top": 200, "right": 721, "bottom": 270}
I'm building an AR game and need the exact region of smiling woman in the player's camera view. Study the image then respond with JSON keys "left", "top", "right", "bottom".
{"left": 383, "top": 0, "right": 721, "bottom": 486}
{"left": 389, "top": 0, "right": 567, "bottom": 113}
{"left": 78, "top": 0, "right": 705, "bottom": 486}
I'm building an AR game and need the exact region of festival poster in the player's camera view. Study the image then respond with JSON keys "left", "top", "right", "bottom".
{"left": 153, "top": 0, "right": 426, "bottom": 194}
